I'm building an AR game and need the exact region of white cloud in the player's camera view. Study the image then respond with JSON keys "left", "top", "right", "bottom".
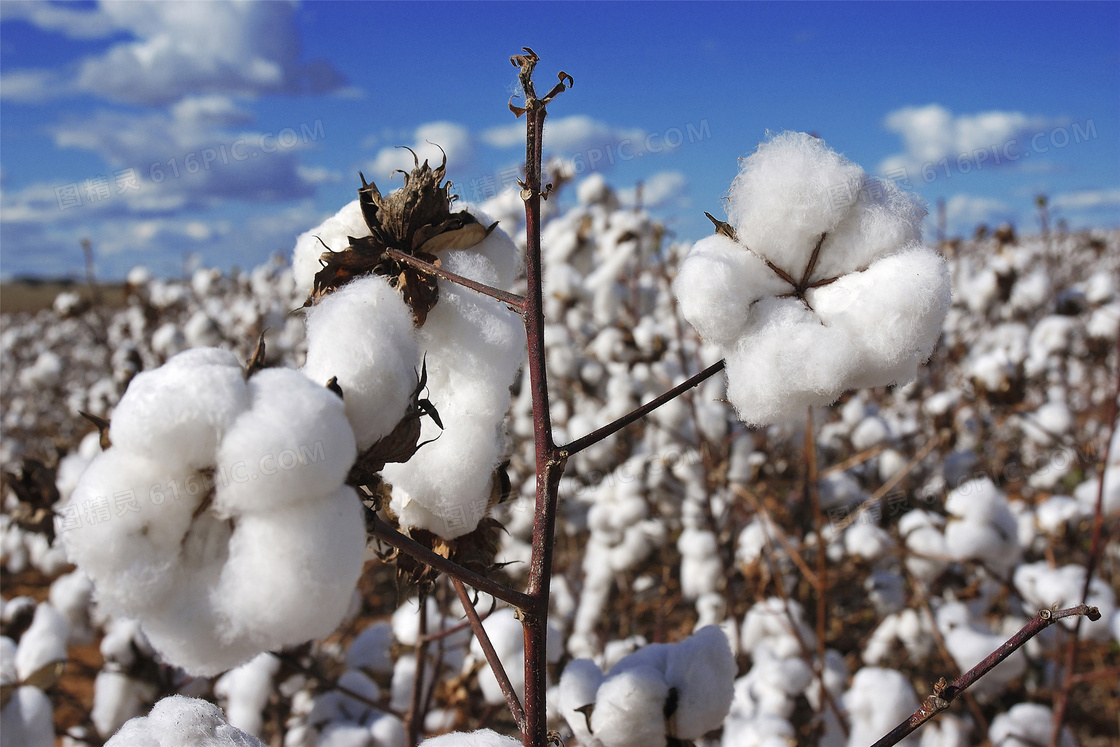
{"left": 0, "top": 1, "right": 121, "bottom": 39}
{"left": 366, "top": 122, "right": 474, "bottom": 181}
{"left": 3, "top": 0, "right": 345, "bottom": 105}
{"left": 941, "top": 194, "right": 1017, "bottom": 234}
{"left": 880, "top": 104, "right": 1053, "bottom": 177}
{"left": 618, "top": 171, "right": 689, "bottom": 210}
{"left": 483, "top": 115, "right": 646, "bottom": 157}
{"left": 1051, "top": 189, "right": 1120, "bottom": 212}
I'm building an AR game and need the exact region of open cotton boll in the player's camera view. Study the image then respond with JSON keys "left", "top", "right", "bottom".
{"left": 989, "top": 703, "right": 1075, "bottom": 747}
{"left": 302, "top": 274, "right": 419, "bottom": 451}
{"left": 214, "top": 368, "right": 356, "bottom": 514}
{"left": 590, "top": 667, "right": 671, "bottom": 747}
{"left": 843, "top": 667, "right": 919, "bottom": 747}
{"left": 944, "top": 478, "right": 1019, "bottom": 576}
{"left": 292, "top": 200, "right": 369, "bottom": 298}
{"left": 1013, "top": 562, "right": 1116, "bottom": 641}
{"left": 104, "top": 695, "right": 265, "bottom": 747}
{"left": 452, "top": 203, "right": 523, "bottom": 290}
{"left": 14, "top": 602, "right": 67, "bottom": 682}
{"left": 214, "top": 653, "right": 280, "bottom": 737}
{"left": 109, "top": 347, "right": 248, "bottom": 471}
{"left": 346, "top": 621, "right": 395, "bottom": 676}
{"left": 418, "top": 730, "right": 522, "bottom": 747}
{"left": 0, "top": 685, "right": 54, "bottom": 747}
{"left": 663, "top": 625, "right": 736, "bottom": 739}
{"left": 559, "top": 658, "right": 606, "bottom": 743}
{"left": 91, "top": 670, "right": 156, "bottom": 738}
{"left": 675, "top": 132, "right": 948, "bottom": 426}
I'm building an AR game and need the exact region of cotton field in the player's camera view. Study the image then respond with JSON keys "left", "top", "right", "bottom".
{"left": 2, "top": 163, "right": 1118, "bottom": 747}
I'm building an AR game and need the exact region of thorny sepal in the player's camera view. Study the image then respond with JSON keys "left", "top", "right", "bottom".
{"left": 305, "top": 150, "right": 491, "bottom": 326}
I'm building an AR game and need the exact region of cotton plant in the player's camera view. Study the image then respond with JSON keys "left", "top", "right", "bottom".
{"left": 673, "top": 132, "right": 951, "bottom": 426}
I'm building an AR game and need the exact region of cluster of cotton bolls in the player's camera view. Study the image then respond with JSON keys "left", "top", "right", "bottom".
{"left": 3, "top": 142, "right": 1120, "bottom": 747}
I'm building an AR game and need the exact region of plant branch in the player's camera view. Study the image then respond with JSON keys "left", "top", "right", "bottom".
{"left": 406, "top": 590, "right": 429, "bottom": 746}
{"left": 562, "top": 359, "right": 726, "bottom": 456}
{"left": 451, "top": 578, "right": 526, "bottom": 732}
{"left": 872, "top": 605, "right": 1102, "bottom": 747}
{"left": 368, "top": 514, "right": 531, "bottom": 610}
{"left": 385, "top": 248, "right": 526, "bottom": 311}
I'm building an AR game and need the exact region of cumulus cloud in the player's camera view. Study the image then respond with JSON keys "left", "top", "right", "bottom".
{"left": 941, "top": 194, "right": 1017, "bottom": 234}
{"left": 1051, "top": 189, "right": 1120, "bottom": 212}
{"left": 880, "top": 104, "right": 1053, "bottom": 177}
{"left": 1, "top": 0, "right": 346, "bottom": 105}
{"left": 483, "top": 115, "right": 646, "bottom": 158}
{"left": 618, "top": 171, "right": 689, "bottom": 210}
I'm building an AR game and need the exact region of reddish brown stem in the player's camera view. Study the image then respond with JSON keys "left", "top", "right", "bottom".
{"left": 873, "top": 605, "right": 1102, "bottom": 747}
{"left": 451, "top": 578, "right": 526, "bottom": 732}
{"left": 386, "top": 248, "right": 526, "bottom": 311}
{"left": 368, "top": 515, "right": 531, "bottom": 610}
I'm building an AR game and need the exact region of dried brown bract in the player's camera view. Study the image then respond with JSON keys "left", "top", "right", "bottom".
{"left": 306, "top": 150, "right": 491, "bottom": 326}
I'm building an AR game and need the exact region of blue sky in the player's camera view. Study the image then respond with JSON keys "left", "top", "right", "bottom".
{"left": 1, "top": 0, "right": 1117, "bottom": 280}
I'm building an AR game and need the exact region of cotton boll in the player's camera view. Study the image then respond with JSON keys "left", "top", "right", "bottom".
{"left": 470, "top": 608, "right": 527, "bottom": 707}
{"left": 214, "top": 653, "right": 280, "bottom": 736}
{"left": 678, "top": 529, "right": 722, "bottom": 600}
{"left": 418, "top": 730, "right": 522, "bottom": 747}
{"left": 918, "top": 714, "right": 971, "bottom": 747}
{"left": 943, "top": 478, "right": 1019, "bottom": 576}
{"left": 215, "top": 368, "right": 356, "bottom": 514}
{"left": 989, "top": 703, "right": 1075, "bottom": 747}
{"left": 559, "top": 658, "right": 606, "bottom": 744}
{"left": 843, "top": 667, "right": 919, "bottom": 747}
{"left": 0, "top": 685, "right": 54, "bottom": 747}
{"left": 741, "top": 598, "right": 812, "bottom": 659}
{"left": 14, "top": 602, "right": 67, "bottom": 682}
{"left": 301, "top": 274, "right": 419, "bottom": 451}
{"left": 48, "top": 570, "right": 94, "bottom": 644}
{"left": 1013, "top": 562, "right": 1116, "bottom": 641}
{"left": 664, "top": 626, "right": 736, "bottom": 740}
{"left": 346, "top": 621, "right": 395, "bottom": 676}
{"left": 844, "top": 522, "right": 895, "bottom": 562}
{"left": 104, "top": 695, "right": 266, "bottom": 747}
{"left": 942, "top": 623, "right": 1025, "bottom": 702}
{"left": 109, "top": 347, "right": 249, "bottom": 471}
{"left": 91, "top": 670, "right": 156, "bottom": 738}
{"left": 292, "top": 200, "right": 369, "bottom": 298}
{"left": 590, "top": 666, "right": 670, "bottom": 747}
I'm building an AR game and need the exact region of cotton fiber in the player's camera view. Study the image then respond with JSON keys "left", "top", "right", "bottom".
{"left": 62, "top": 348, "right": 366, "bottom": 676}
{"left": 674, "top": 132, "right": 950, "bottom": 425}
{"left": 104, "top": 695, "right": 266, "bottom": 746}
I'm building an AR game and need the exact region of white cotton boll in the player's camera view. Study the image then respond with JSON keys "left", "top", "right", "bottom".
{"left": 560, "top": 658, "right": 606, "bottom": 743}
{"left": 844, "top": 523, "right": 894, "bottom": 562}
{"left": 1033, "top": 495, "right": 1085, "bottom": 534}
{"left": 61, "top": 449, "right": 198, "bottom": 617}
{"left": 843, "top": 668, "right": 919, "bottom": 747}
{"left": 851, "top": 416, "right": 891, "bottom": 451}
{"left": 1013, "top": 562, "right": 1116, "bottom": 641}
{"left": 741, "top": 598, "right": 812, "bottom": 659}
{"left": 674, "top": 235, "right": 789, "bottom": 348}
{"left": 943, "top": 478, "right": 1019, "bottom": 575}
{"left": 590, "top": 666, "right": 670, "bottom": 747}
{"left": 1009, "top": 270, "right": 1050, "bottom": 313}
{"left": 418, "top": 730, "right": 522, "bottom": 747}
{"left": 211, "top": 486, "right": 366, "bottom": 670}
{"left": 1088, "top": 302, "right": 1120, "bottom": 341}
{"left": 214, "top": 653, "right": 280, "bottom": 736}
{"left": 470, "top": 608, "right": 525, "bottom": 706}
{"left": 19, "top": 350, "right": 63, "bottom": 388}
{"left": 104, "top": 695, "right": 266, "bottom": 747}
{"left": 49, "top": 570, "right": 94, "bottom": 644}
{"left": 301, "top": 274, "right": 419, "bottom": 451}
{"left": 56, "top": 431, "right": 102, "bottom": 503}
{"left": 215, "top": 368, "right": 356, "bottom": 514}
{"left": 989, "top": 703, "right": 1075, "bottom": 747}
{"left": 182, "top": 312, "right": 221, "bottom": 349}
{"left": 292, "top": 200, "right": 369, "bottom": 298}
{"left": 151, "top": 323, "right": 186, "bottom": 359}
{"left": 370, "top": 712, "right": 408, "bottom": 747}
{"left": 110, "top": 347, "right": 249, "bottom": 471}
{"left": 918, "top": 714, "right": 971, "bottom": 747}
{"left": 0, "top": 636, "right": 16, "bottom": 684}
{"left": 0, "top": 686, "right": 54, "bottom": 747}
{"left": 728, "top": 132, "right": 865, "bottom": 272}
{"left": 943, "top": 624, "right": 1025, "bottom": 702}
{"left": 664, "top": 626, "right": 736, "bottom": 740}
{"left": 346, "top": 621, "right": 395, "bottom": 676}
{"left": 14, "top": 603, "right": 67, "bottom": 681}
{"left": 454, "top": 204, "right": 522, "bottom": 290}
{"left": 91, "top": 670, "right": 155, "bottom": 738}
{"left": 678, "top": 529, "right": 722, "bottom": 600}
